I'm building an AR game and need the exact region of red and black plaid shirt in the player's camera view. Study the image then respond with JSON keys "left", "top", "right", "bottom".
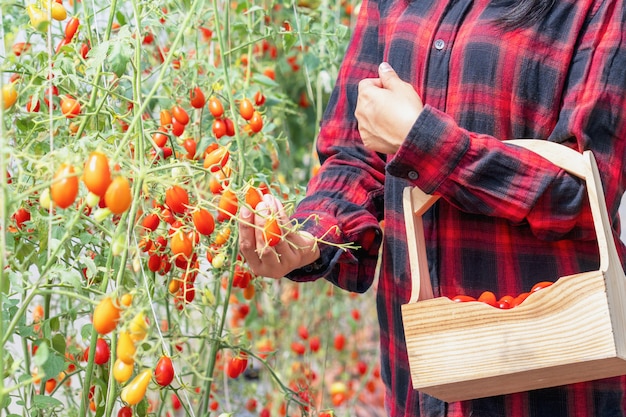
{"left": 287, "top": 0, "right": 626, "bottom": 415}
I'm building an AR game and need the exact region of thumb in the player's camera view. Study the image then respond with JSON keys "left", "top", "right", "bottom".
{"left": 378, "top": 62, "right": 401, "bottom": 89}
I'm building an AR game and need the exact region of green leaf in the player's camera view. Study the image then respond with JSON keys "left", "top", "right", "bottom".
{"left": 32, "top": 395, "right": 63, "bottom": 410}
{"left": 52, "top": 333, "right": 66, "bottom": 355}
{"left": 41, "top": 351, "right": 66, "bottom": 380}
{"left": 81, "top": 324, "right": 94, "bottom": 341}
{"left": 109, "top": 41, "right": 132, "bottom": 78}
{"left": 33, "top": 341, "right": 49, "bottom": 368}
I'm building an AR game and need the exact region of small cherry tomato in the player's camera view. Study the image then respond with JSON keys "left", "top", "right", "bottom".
{"left": 531, "top": 281, "right": 554, "bottom": 292}
{"left": 92, "top": 296, "right": 121, "bottom": 335}
{"left": 92, "top": 337, "right": 110, "bottom": 365}
{"left": 477, "top": 291, "right": 497, "bottom": 307}
{"left": 118, "top": 406, "right": 133, "bottom": 417}
{"left": 192, "top": 208, "right": 215, "bottom": 236}
{"left": 154, "top": 356, "right": 175, "bottom": 386}
{"left": 104, "top": 176, "right": 132, "bottom": 214}
{"left": 51, "top": 163, "right": 79, "bottom": 209}
{"left": 165, "top": 185, "right": 189, "bottom": 214}
{"left": 212, "top": 118, "right": 226, "bottom": 139}
{"left": 83, "top": 151, "right": 112, "bottom": 197}
{"left": 117, "top": 331, "right": 137, "bottom": 365}
{"left": 263, "top": 218, "right": 282, "bottom": 247}
{"left": 227, "top": 354, "right": 248, "bottom": 378}
{"left": 497, "top": 294, "right": 515, "bottom": 309}
{"left": 65, "top": 17, "right": 80, "bottom": 42}
{"left": 190, "top": 87, "right": 206, "bottom": 109}
{"left": 208, "top": 97, "right": 224, "bottom": 118}
{"left": 60, "top": 95, "right": 81, "bottom": 118}
{"left": 2, "top": 83, "right": 18, "bottom": 110}
{"left": 113, "top": 358, "right": 134, "bottom": 383}
{"left": 120, "top": 369, "right": 152, "bottom": 405}
{"left": 217, "top": 189, "right": 238, "bottom": 222}
{"left": 171, "top": 105, "right": 189, "bottom": 125}
{"left": 239, "top": 98, "right": 254, "bottom": 120}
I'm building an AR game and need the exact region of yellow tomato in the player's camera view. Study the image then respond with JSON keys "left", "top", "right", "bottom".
{"left": 120, "top": 369, "right": 152, "bottom": 405}
{"left": 116, "top": 331, "right": 137, "bottom": 365}
{"left": 2, "top": 83, "right": 17, "bottom": 110}
{"left": 113, "top": 358, "right": 134, "bottom": 383}
{"left": 128, "top": 312, "right": 148, "bottom": 343}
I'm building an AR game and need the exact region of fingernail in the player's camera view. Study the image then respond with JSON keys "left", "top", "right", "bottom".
{"left": 379, "top": 62, "right": 393, "bottom": 72}
{"left": 240, "top": 206, "right": 251, "bottom": 219}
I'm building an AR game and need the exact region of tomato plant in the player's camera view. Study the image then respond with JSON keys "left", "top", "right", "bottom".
{"left": 1, "top": 0, "right": 383, "bottom": 415}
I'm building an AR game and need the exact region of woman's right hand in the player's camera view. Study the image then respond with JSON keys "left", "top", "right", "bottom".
{"left": 238, "top": 194, "right": 321, "bottom": 279}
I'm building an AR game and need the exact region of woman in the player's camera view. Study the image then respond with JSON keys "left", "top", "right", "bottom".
{"left": 239, "top": 0, "right": 626, "bottom": 415}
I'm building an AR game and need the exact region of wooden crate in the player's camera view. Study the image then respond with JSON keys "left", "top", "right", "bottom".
{"left": 401, "top": 140, "right": 626, "bottom": 403}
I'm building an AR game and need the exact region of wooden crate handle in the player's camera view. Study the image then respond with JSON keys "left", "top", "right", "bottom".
{"left": 403, "top": 139, "right": 621, "bottom": 304}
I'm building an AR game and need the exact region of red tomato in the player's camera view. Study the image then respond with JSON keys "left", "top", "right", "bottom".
{"left": 511, "top": 292, "right": 531, "bottom": 307}
{"left": 477, "top": 291, "right": 497, "bottom": 307}
{"left": 208, "top": 97, "right": 224, "bottom": 118}
{"left": 65, "top": 17, "right": 80, "bottom": 42}
{"left": 51, "top": 163, "right": 79, "bottom": 209}
{"left": 152, "top": 127, "right": 169, "bottom": 147}
{"left": 225, "top": 117, "right": 235, "bottom": 136}
{"left": 104, "top": 176, "right": 132, "bottom": 214}
{"left": 497, "top": 295, "right": 515, "bottom": 309}
{"left": 451, "top": 294, "right": 476, "bottom": 302}
{"left": 183, "top": 138, "right": 197, "bottom": 159}
{"left": 333, "top": 333, "right": 346, "bottom": 351}
{"left": 60, "top": 95, "right": 81, "bottom": 118}
{"left": 192, "top": 209, "right": 215, "bottom": 236}
{"left": 171, "top": 119, "right": 185, "bottom": 137}
{"left": 212, "top": 118, "right": 226, "bottom": 139}
{"left": 291, "top": 341, "right": 306, "bottom": 356}
{"left": 171, "top": 105, "right": 189, "bottom": 125}
{"left": 118, "top": 406, "right": 132, "bottom": 417}
{"left": 227, "top": 354, "right": 248, "bottom": 378}
{"left": 165, "top": 185, "right": 189, "bottom": 215}
{"left": 154, "top": 356, "right": 175, "bottom": 386}
{"left": 93, "top": 338, "right": 110, "bottom": 365}
{"left": 239, "top": 98, "right": 254, "bottom": 120}
{"left": 248, "top": 111, "right": 263, "bottom": 133}
{"left": 263, "top": 218, "right": 282, "bottom": 246}
{"left": 26, "top": 96, "right": 40, "bottom": 112}
{"left": 190, "top": 87, "right": 205, "bottom": 109}
{"left": 254, "top": 90, "right": 266, "bottom": 106}
{"left": 83, "top": 151, "right": 112, "bottom": 197}
{"left": 13, "top": 207, "right": 31, "bottom": 230}
{"left": 141, "top": 213, "right": 160, "bottom": 232}
{"left": 531, "top": 281, "right": 554, "bottom": 292}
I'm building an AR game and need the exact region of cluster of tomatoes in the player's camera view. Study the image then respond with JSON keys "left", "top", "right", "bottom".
{"left": 90, "top": 294, "right": 175, "bottom": 409}
{"left": 451, "top": 281, "right": 555, "bottom": 309}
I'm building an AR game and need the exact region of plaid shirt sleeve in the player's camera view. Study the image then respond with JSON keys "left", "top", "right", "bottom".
{"left": 286, "top": 0, "right": 386, "bottom": 292}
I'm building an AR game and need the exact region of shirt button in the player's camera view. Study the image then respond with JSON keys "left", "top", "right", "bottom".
{"left": 408, "top": 171, "right": 419, "bottom": 180}
{"left": 434, "top": 39, "right": 445, "bottom": 50}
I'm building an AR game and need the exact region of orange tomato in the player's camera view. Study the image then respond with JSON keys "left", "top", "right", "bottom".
{"left": 239, "top": 98, "right": 254, "bottom": 120}
{"left": 192, "top": 209, "right": 215, "bottom": 236}
{"left": 217, "top": 189, "right": 238, "bottom": 222}
{"left": 171, "top": 105, "right": 189, "bottom": 125}
{"left": 208, "top": 96, "right": 224, "bottom": 118}
{"left": 51, "top": 163, "right": 79, "bottom": 209}
{"left": 245, "top": 186, "right": 263, "bottom": 209}
{"left": 60, "top": 95, "right": 81, "bottom": 118}
{"left": 83, "top": 151, "right": 112, "bottom": 197}
{"left": 104, "top": 176, "right": 132, "bottom": 214}
{"left": 170, "top": 230, "right": 193, "bottom": 259}
{"left": 263, "top": 218, "right": 282, "bottom": 247}
{"left": 92, "top": 297, "right": 121, "bottom": 335}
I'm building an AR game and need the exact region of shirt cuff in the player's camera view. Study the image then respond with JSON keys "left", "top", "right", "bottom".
{"left": 386, "top": 105, "right": 470, "bottom": 194}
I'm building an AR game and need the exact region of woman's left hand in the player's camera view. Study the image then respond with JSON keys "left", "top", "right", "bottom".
{"left": 355, "top": 62, "right": 424, "bottom": 154}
